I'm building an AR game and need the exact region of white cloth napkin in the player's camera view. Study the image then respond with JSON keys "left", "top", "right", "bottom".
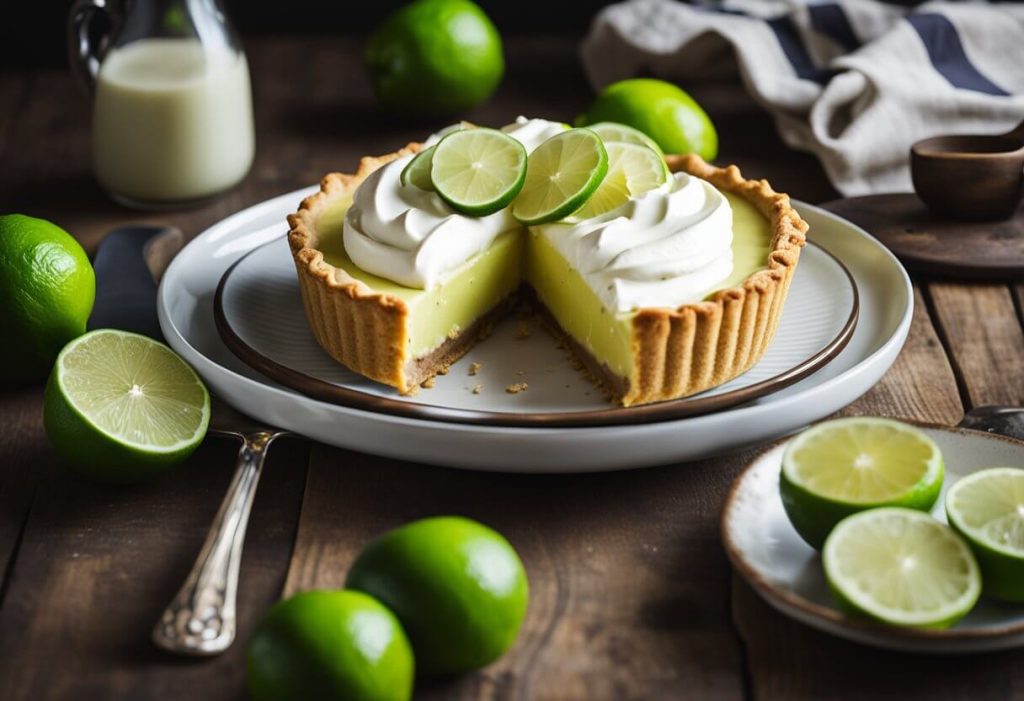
{"left": 581, "top": 0, "right": 1024, "bottom": 196}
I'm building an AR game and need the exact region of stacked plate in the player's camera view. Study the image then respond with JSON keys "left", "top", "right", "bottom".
{"left": 157, "top": 189, "right": 912, "bottom": 473}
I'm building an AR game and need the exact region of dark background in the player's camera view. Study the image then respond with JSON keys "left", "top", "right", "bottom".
{"left": 2, "top": 0, "right": 616, "bottom": 68}
{"left": 1, "top": 0, "right": 932, "bottom": 70}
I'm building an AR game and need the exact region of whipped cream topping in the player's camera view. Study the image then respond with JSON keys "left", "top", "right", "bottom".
{"left": 343, "top": 117, "right": 566, "bottom": 289}
{"left": 536, "top": 173, "right": 734, "bottom": 312}
{"left": 342, "top": 117, "right": 736, "bottom": 310}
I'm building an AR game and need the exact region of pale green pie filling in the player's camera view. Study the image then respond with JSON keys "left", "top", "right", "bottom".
{"left": 313, "top": 193, "right": 771, "bottom": 372}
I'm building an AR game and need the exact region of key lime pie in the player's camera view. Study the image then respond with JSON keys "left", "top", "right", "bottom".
{"left": 288, "top": 118, "right": 807, "bottom": 406}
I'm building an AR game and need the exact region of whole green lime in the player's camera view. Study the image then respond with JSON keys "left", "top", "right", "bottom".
{"left": 575, "top": 78, "right": 718, "bottom": 160}
{"left": 366, "top": 0, "right": 504, "bottom": 116}
{"left": 346, "top": 516, "right": 528, "bottom": 676}
{"left": 247, "top": 589, "right": 415, "bottom": 701}
{"left": 0, "top": 213, "right": 95, "bottom": 383}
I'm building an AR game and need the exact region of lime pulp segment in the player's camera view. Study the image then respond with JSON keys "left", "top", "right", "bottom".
{"left": 511, "top": 128, "right": 608, "bottom": 225}
{"left": 56, "top": 329, "right": 210, "bottom": 451}
{"left": 783, "top": 418, "right": 943, "bottom": 504}
{"left": 571, "top": 141, "right": 668, "bottom": 220}
{"left": 430, "top": 128, "right": 527, "bottom": 216}
{"left": 823, "top": 508, "right": 980, "bottom": 628}
{"left": 947, "top": 468, "right": 1024, "bottom": 557}
{"left": 400, "top": 144, "right": 436, "bottom": 190}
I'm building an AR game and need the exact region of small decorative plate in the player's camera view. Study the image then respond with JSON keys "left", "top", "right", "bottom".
{"left": 213, "top": 239, "right": 857, "bottom": 427}
{"left": 722, "top": 424, "right": 1024, "bottom": 653}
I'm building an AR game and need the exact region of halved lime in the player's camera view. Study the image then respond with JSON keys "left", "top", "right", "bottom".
{"left": 400, "top": 145, "right": 437, "bottom": 190}
{"left": 587, "top": 121, "right": 665, "bottom": 156}
{"left": 947, "top": 467, "right": 1024, "bottom": 602}
{"left": 823, "top": 508, "right": 980, "bottom": 628}
{"left": 43, "top": 329, "right": 210, "bottom": 483}
{"left": 511, "top": 128, "right": 608, "bottom": 225}
{"left": 430, "top": 128, "right": 527, "bottom": 216}
{"left": 570, "top": 141, "right": 669, "bottom": 220}
{"left": 780, "top": 417, "right": 944, "bottom": 548}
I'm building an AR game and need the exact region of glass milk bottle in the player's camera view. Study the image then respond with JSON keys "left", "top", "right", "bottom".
{"left": 68, "top": 0, "right": 255, "bottom": 208}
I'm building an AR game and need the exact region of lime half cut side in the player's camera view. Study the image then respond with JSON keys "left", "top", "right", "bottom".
{"left": 823, "top": 508, "right": 980, "bottom": 628}
{"left": 570, "top": 141, "right": 669, "bottom": 220}
{"left": 779, "top": 417, "right": 944, "bottom": 548}
{"left": 947, "top": 467, "right": 1024, "bottom": 601}
{"left": 430, "top": 128, "right": 527, "bottom": 216}
{"left": 511, "top": 128, "right": 608, "bottom": 225}
{"left": 44, "top": 329, "right": 211, "bottom": 482}
{"left": 400, "top": 145, "right": 437, "bottom": 190}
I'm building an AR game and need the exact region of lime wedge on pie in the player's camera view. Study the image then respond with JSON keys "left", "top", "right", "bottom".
{"left": 400, "top": 144, "right": 436, "bottom": 190}
{"left": 431, "top": 128, "right": 527, "bottom": 216}
{"left": 946, "top": 467, "right": 1024, "bottom": 602}
{"left": 570, "top": 141, "right": 668, "bottom": 219}
{"left": 511, "top": 128, "right": 608, "bottom": 225}
{"left": 287, "top": 117, "right": 806, "bottom": 405}
{"left": 823, "top": 508, "right": 981, "bottom": 629}
{"left": 780, "top": 417, "right": 944, "bottom": 548}
{"left": 586, "top": 121, "right": 665, "bottom": 156}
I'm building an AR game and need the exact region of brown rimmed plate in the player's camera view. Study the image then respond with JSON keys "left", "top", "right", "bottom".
{"left": 213, "top": 238, "right": 857, "bottom": 428}
{"left": 722, "top": 422, "right": 1024, "bottom": 654}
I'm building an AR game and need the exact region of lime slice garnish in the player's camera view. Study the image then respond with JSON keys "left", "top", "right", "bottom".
{"left": 43, "top": 329, "right": 211, "bottom": 482}
{"left": 947, "top": 467, "right": 1024, "bottom": 601}
{"left": 511, "top": 128, "right": 608, "bottom": 225}
{"left": 823, "top": 508, "right": 980, "bottom": 628}
{"left": 430, "top": 128, "right": 527, "bottom": 216}
{"left": 779, "top": 417, "right": 944, "bottom": 548}
{"left": 400, "top": 144, "right": 437, "bottom": 190}
{"left": 587, "top": 121, "right": 665, "bottom": 156}
{"left": 570, "top": 141, "right": 669, "bottom": 220}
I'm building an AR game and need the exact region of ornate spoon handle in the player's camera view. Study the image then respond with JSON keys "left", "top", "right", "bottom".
{"left": 152, "top": 431, "right": 279, "bottom": 656}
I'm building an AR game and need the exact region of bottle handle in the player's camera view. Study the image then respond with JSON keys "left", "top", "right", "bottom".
{"left": 67, "top": 0, "right": 121, "bottom": 94}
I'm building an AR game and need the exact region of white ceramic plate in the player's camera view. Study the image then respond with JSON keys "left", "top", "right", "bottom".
{"left": 213, "top": 238, "right": 856, "bottom": 426}
{"left": 157, "top": 187, "right": 912, "bottom": 472}
{"left": 722, "top": 425, "right": 1024, "bottom": 653}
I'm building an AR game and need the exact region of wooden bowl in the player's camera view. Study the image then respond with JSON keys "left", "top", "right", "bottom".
{"left": 911, "top": 127, "right": 1024, "bottom": 221}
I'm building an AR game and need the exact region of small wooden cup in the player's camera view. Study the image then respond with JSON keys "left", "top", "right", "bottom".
{"left": 911, "top": 120, "right": 1024, "bottom": 222}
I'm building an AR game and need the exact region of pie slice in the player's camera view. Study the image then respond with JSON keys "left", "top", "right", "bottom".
{"left": 288, "top": 140, "right": 806, "bottom": 407}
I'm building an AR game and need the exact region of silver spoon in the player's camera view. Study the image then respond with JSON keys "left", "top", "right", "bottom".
{"left": 151, "top": 398, "right": 290, "bottom": 656}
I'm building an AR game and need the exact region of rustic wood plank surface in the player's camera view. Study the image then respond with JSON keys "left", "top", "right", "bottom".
{"left": 926, "top": 283, "right": 1024, "bottom": 408}
{"left": 1, "top": 36, "right": 1022, "bottom": 701}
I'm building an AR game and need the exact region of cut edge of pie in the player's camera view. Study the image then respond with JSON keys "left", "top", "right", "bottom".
{"left": 287, "top": 145, "right": 808, "bottom": 406}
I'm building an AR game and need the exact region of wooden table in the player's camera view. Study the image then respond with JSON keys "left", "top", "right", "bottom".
{"left": 2, "top": 36, "right": 1023, "bottom": 700}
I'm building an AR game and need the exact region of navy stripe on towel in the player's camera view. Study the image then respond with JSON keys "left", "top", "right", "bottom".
{"left": 808, "top": 3, "right": 861, "bottom": 52}
{"left": 906, "top": 13, "right": 1008, "bottom": 96}
{"left": 766, "top": 16, "right": 838, "bottom": 84}
{"left": 699, "top": 3, "right": 836, "bottom": 84}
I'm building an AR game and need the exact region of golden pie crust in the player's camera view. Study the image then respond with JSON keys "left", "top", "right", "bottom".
{"left": 287, "top": 147, "right": 807, "bottom": 406}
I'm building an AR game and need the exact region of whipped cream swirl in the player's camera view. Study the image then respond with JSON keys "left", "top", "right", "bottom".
{"left": 536, "top": 173, "right": 734, "bottom": 312}
{"left": 343, "top": 117, "right": 567, "bottom": 289}
{"left": 343, "top": 117, "right": 736, "bottom": 309}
